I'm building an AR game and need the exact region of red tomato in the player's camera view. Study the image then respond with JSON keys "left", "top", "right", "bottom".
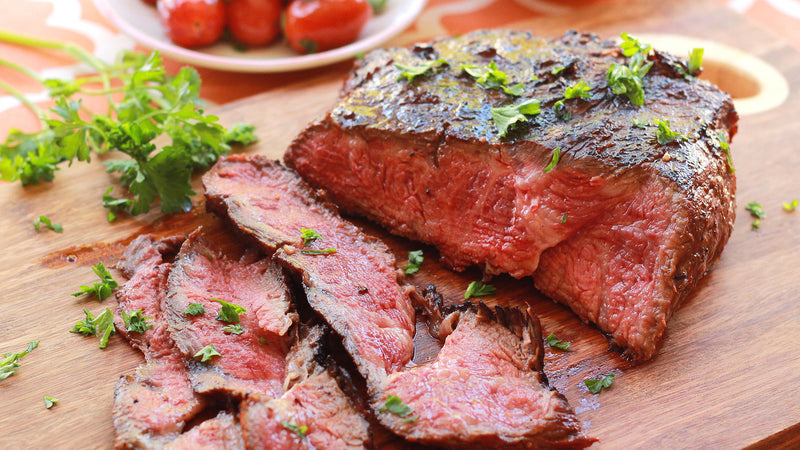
{"left": 141, "top": 0, "right": 157, "bottom": 5}
{"left": 157, "top": 0, "right": 226, "bottom": 48}
{"left": 284, "top": 0, "right": 373, "bottom": 54}
{"left": 226, "top": 0, "right": 282, "bottom": 46}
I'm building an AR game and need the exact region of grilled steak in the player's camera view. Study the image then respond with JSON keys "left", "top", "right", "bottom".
{"left": 284, "top": 29, "right": 738, "bottom": 360}
{"left": 203, "top": 154, "right": 416, "bottom": 388}
{"left": 167, "top": 412, "right": 245, "bottom": 449}
{"left": 165, "top": 229, "right": 295, "bottom": 398}
{"left": 203, "top": 155, "right": 592, "bottom": 448}
{"left": 240, "top": 325, "right": 370, "bottom": 449}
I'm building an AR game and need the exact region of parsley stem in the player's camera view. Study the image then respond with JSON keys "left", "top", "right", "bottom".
{"left": 0, "top": 57, "right": 44, "bottom": 83}
{"left": 0, "top": 76, "right": 47, "bottom": 125}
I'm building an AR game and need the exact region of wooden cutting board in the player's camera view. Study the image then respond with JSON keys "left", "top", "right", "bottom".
{"left": 1, "top": 0, "right": 799, "bottom": 448}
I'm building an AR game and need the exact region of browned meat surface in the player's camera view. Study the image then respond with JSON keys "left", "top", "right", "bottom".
{"left": 240, "top": 325, "right": 370, "bottom": 449}
{"left": 203, "top": 155, "right": 591, "bottom": 448}
{"left": 284, "top": 29, "right": 738, "bottom": 360}
{"left": 165, "top": 228, "right": 295, "bottom": 398}
{"left": 203, "top": 155, "right": 415, "bottom": 388}
{"left": 378, "top": 301, "right": 594, "bottom": 449}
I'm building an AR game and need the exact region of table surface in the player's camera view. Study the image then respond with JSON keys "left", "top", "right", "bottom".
{"left": 2, "top": 0, "right": 800, "bottom": 449}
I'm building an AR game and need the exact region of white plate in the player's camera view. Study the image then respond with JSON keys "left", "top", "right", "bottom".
{"left": 92, "top": 0, "right": 426, "bottom": 73}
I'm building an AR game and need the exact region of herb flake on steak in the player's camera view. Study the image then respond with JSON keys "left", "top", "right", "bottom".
{"left": 284, "top": 29, "right": 738, "bottom": 360}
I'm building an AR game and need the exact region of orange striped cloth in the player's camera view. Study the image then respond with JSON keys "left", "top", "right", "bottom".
{"left": 0, "top": 0, "right": 793, "bottom": 138}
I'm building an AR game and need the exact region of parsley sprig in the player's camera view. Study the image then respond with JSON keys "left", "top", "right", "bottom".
{"left": 213, "top": 298, "right": 246, "bottom": 324}
{"left": 585, "top": 373, "right": 615, "bottom": 394}
{"left": 121, "top": 309, "right": 153, "bottom": 333}
{"left": 280, "top": 420, "right": 309, "bottom": 439}
{"left": 402, "top": 250, "right": 424, "bottom": 275}
{"left": 380, "top": 395, "right": 418, "bottom": 423}
{"left": 606, "top": 33, "right": 653, "bottom": 106}
{"left": 0, "top": 30, "right": 257, "bottom": 217}
{"left": 462, "top": 62, "right": 524, "bottom": 96}
{"left": 72, "top": 262, "right": 118, "bottom": 301}
{"left": 0, "top": 340, "right": 39, "bottom": 381}
{"left": 745, "top": 201, "right": 765, "bottom": 230}
{"left": 545, "top": 333, "right": 571, "bottom": 351}
{"left": 70, "top": 307, "right": 115, "bottom": 348}
{"left": 33, "top": 215, "right": 63, "bottom": 233}
{"left": 464, "top": 281, "right": 496, "bottom": 299}
{"left": 654, "top": 120, "right": 686, "bottom": 145}
{"left": 491, "top": 98, "right": 541, "bottom": 138}
{"left": 395, "top": 59, "right": 447, "bottom": 82}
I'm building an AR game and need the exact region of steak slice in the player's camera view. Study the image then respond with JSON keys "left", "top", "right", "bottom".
{"left": 377, "top": 295, "right": 595, "bottom": 449}
{"left": 165, "top": 228, "right": 296, "bottom": 398}
{"left": 203, "top": 155, "right": 592, "bottom": 447}
{"left": 203, "top": 154, "right": 416, "bottom": 388}
{"left": 284, "top": 29, "right": 738, "bottom": 360}
{"left": 167, "top": 412, "right": 245, "bottom": 450}
{"left": 240, "top": 325, "right": 370, "bottom": 449}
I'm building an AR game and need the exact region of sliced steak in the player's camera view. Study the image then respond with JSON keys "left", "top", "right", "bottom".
{"left": 165, "top": 228, "right": 296, "bottom": 398}
{"left": 284, "top": 29, "right": 738, "bottom": 360}
{"left": 167, "top": 412, "right": 245, "bottom": 450}
{"left": 203, "top": 155, "right": 416, "bottom": 388}
{"left": 378, "top": 299, "right": 595, "bottom": 448}
{"left": 240, "top": 325, "right": 370, "bottom": 449}
{"left": 203, "top": 155, "right": 591, "bottom": 447}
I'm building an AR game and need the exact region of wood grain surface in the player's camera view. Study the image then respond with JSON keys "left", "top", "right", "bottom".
{"left": 2, "top": 0, "right": 799, "bottom": 448}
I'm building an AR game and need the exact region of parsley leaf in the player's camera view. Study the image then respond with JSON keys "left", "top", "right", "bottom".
{"left": 491, "top": 98, "right": 541, "bottom": 138}
{"left": 564, "top": 80, "right": 591, "bottom": 99}
{"left": 121, "top": 309, "right": 153, "bottom": 334}
{"left": 543, "top": 147, "right": 562, "bottom": 173}
{"left": 545, "top": 333, "right": 571, "bottom": 351}
{"left": 395, "top": 59, "right": 447, "bottom": 82}
{"left": 0, "top": 35, "right": 257, "bottom": 216}
{"left": 70, "top": 309, "right": 98, "bottom": 336}
{"left": 222, "top": 324, "right": 244, "bottom": 335}
{"left": 72, "top": 262, "right": 118, "bottom": 301}
{"left": 402, "top": 250, "right": 424, "bottom": 275}
{"left": 464, "top": 281, "right": 496, "bottom": 299}
{"left": 716, "top": 132, "right": 735, "bottom": 173}
{"left": 688, "top": 48, "right": 704, "bottom": 77}
{"left": 184, "top": 303, "right": 205, "bottom": 316}
{"left": 632, "top": 119, "right": 648, "bottom": 129}
{"left": 280, "top": 420, "right": 308, "bottom": 439}
{"left": 33, "top": 215, "right": 63, "bottom": 233}
{"left": 194, "top": 344, "right": 220, "bottom": 362}
{"left": 554, "top": 99, "right": 570, "bottom": 121}
{"left": 745, "top": 201, "right": 765, "bottom": 230}
{"left": 585, "top": 374, "right": 615, "bottom": 394}
{"left": 606, "top": 33, "right": 653, "bottom": 106}
{"left": 300, "top": 228, "right": 322, "bottom": 246}
{"left": 300, "top": 248, "right": 337, "bottom": 255}
{"left": 462, "top": 62, "right": 523, "bottom": 96}
{"left": 213, "top": 298, "right": 246, "bottom": 323}
{"left": 654, "top": 120, "right": 686, "bottom": 145}
{"left": 380, "top": 395, "right": 418, "bottom": 423}
{"left": 70, "top": 308, "right": 114, "bottom": 348}
{"left": 44, "top": 396, "right": 58, "bottom": 409}
{"left": 0, "top": 340, "right": 39, "bottom": 381}
{"left": 783, "top": 199, "right": 798, "bottom": 212}
{"left": 561, "top": 212, "right": 568, "bottom": 224}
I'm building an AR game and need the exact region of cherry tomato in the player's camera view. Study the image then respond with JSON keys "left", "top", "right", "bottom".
{"left": 157, "top": 0, "right": 226, "bottom": 48}
{"left": 284, "top": 0, "right": 373, "bottom": 54}
{"left": 141, "top": 0, "right": 157, "bottom": 5}
{"left": 226, "top": 0, "right": 282, "bottom": 47}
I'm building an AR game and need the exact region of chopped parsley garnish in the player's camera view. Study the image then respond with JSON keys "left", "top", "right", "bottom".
{"left": 72, "top": 262, "right": 118, "bottom": 301}
{"left": 184, "top": 303, "right": 205, "bottom": 316}
{"left": 543, "top": 147, "right": 562, "bottom": 173}
{"left": 551, "top": 66, "right": 565, "bottom": 75}
{"left": 564, "top": 80, "right": 591, "bottom": 99}
{"left": 632, "top": 118, "right": 648, "bottom": 129}
{"left": 300, "top": 248, "right": 337, "bottom": 255}
{"left": 380, "top": 395, "right": 418, "bottom": 423}
{"left": 44, "top": 396, "right": 58, "bottom": 409}
{"left": 213, "top": 298, "right": 246, "bottom": 324}
{"left": 554, "top": 100, "right": 569, "bottom": 121}
{"left": 783, "top": 199, "right": 798, "bottom": 212}
{"left": 74, "top": 307, "right": 115, "bottom": 349}
{"left": 0, "top": 340, "right": 39, "bottom": 381}
{"left": 280, "top": 420, "right": 308, "bottom": 439}
{"left": 688, "top": 48, "right": 704, "bottom": 76}
{"left": 745, "top": 201, "right": 765, "bottom": 230}
{"left": 491, "top": 98, "right": 541, "bottom": 138}
{"left": 606, "top": 33, "right": 653, "bottom": 106}
{"left": 395, "top": 58, "right": 447, "bottom": 82}
{"left": 462, "top": 61, "right": 523, "bottom": 96}
{"left": 561, "top": 212, "right": 568, "bottom": 224}
{"left": 0, "top": 35, "right": 257, "bottom": 216}
{"left": 654, "top": 120, "right": 686, "bottom": 145}
{"left": 464, "top": 281, "right": 496, "bottom": 299}
{"left": 70, "top": 309, "right": 97, "bottom": 336}
{"left": 585, "top": 374, "right": 615, "bottom": 393}
{"left": 33, "top": 215, "right": 63, "bottom": 233}
{"left": 121, "top": 309, "right": 153, "bottom": 334}
{"left": 716, "top": 132, "right": 734, "bottom": 173}
{"left": 222, "top": 324, "right": 244, "bottom": 335}
{"left": 545, "top": 333, "right": 571, "bottom": 351}
{"left": 402, "top": 250, "right": 424, "bottom": 275}
{"left": 258, "top": 337, "right": 270, "bottom": 344}
{"left": 194, "top": 344, "right": 220, "bottom": 362}
{"left": 300, "top": 228, "right": 322, "bottom": 246}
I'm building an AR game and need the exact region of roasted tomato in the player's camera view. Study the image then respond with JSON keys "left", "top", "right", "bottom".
{"left": 284, "top": 0, "right": 373, "bottom": 54}
{"left": 226, "top": 0, "right": 283, "bottom": 46}
{"left": 157, "top": 0, "right": 226, "bottom": 48}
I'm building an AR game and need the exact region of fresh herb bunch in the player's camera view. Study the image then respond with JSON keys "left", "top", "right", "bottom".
{"left": 0, "top": 30, "right": 257, "bottom": 217}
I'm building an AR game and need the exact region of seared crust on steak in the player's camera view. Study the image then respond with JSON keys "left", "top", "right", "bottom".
{"left": 285, "top": 29, "right": 738, "bottom": 360}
